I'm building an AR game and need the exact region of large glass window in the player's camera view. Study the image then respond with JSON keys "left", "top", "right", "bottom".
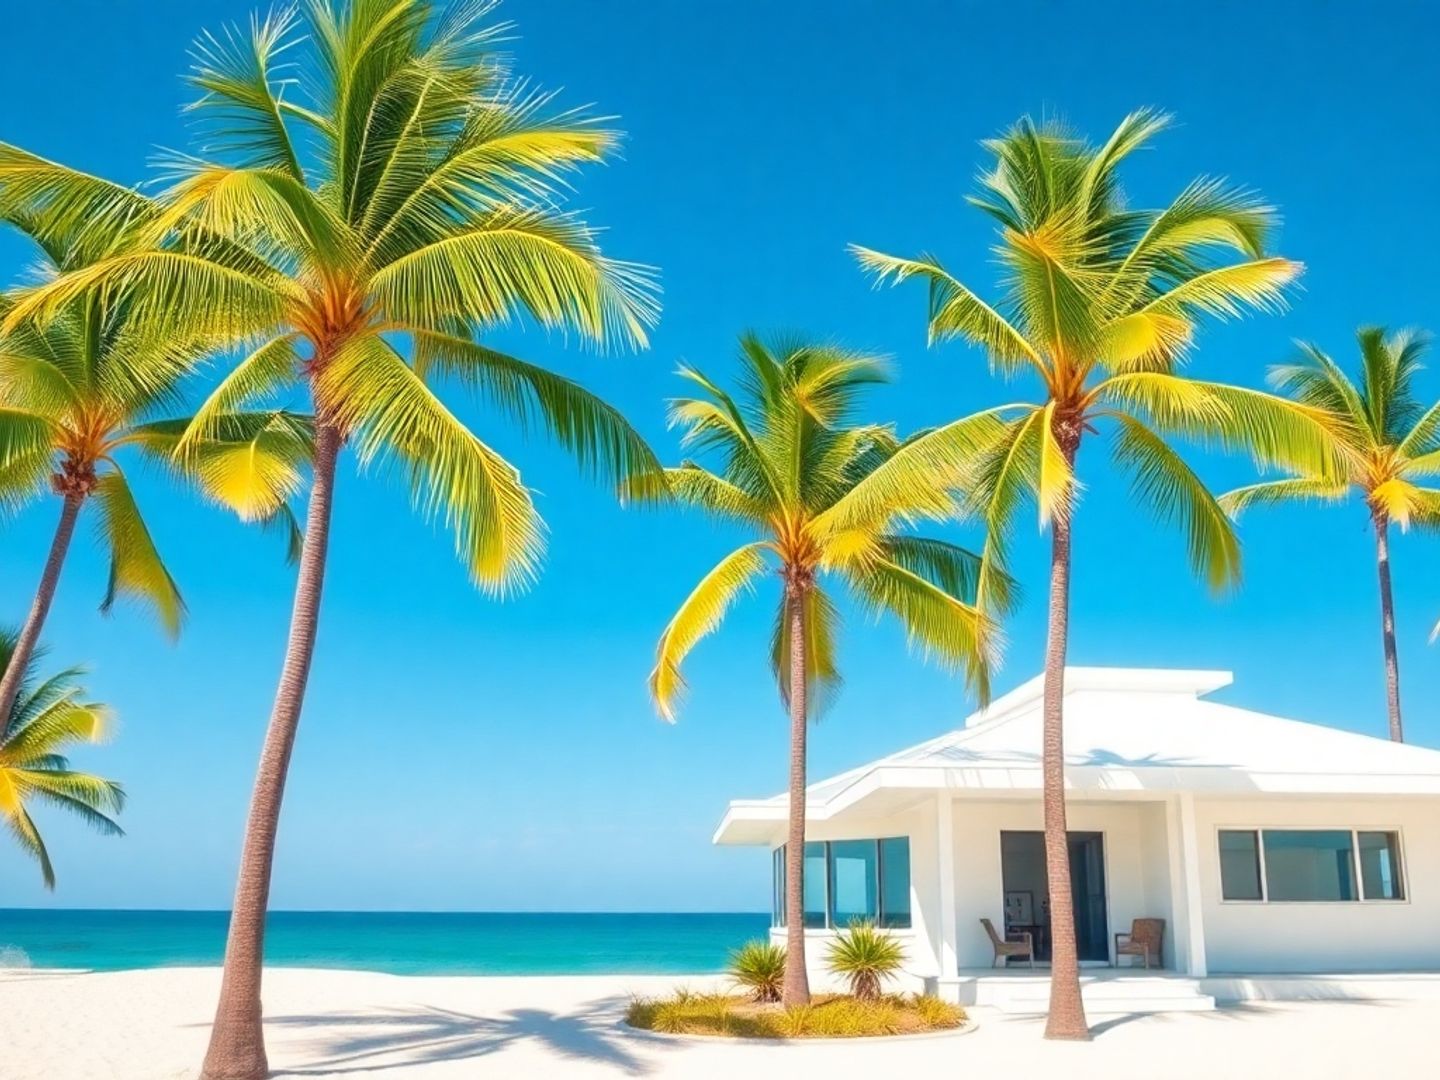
{"left": 828, "top": 841, "right": 878, "bottom": 926}
{"left": 1217, "top": 828, "right": 1405, "bottom": 903}
{"left": 771, "top": 838, "right": 911, "bottom": 928}
{"left": 1358, "top": 831, "right": 1405, "bottom": 901}
{"left": 879, "top": 837, "right": 912, "bottom": 929}
{"left": 1218, "top": 830, "right": 1263, "bottom": 901}
{"left": 803, "top": 842, "right": 828, "bottom": 928}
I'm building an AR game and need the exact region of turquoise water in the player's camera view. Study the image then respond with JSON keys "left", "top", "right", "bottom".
{"left": 0, "top": 910, "right": 770, "bottom": 975}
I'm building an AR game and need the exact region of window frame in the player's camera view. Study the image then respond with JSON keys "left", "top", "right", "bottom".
{"left": 771, "top": 836, "right": 913, "bottom": 929}
{"left": 1214, "top": 826, "right": 1408, "bottom": 905}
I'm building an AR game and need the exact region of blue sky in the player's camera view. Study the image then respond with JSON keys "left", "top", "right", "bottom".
{"left": 2, "top": 0, "right": 1438, "bottom": 912}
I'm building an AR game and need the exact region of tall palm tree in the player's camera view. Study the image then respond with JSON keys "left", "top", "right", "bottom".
{"left": 852, "top": 110, "right": 1341, "bottom": 1039}
{"left": 0, "top": 630, "right": 123, "bottom": 889}
{"left": 1220, "top": 328, "right": 1439, "bottom": 742}
{"left": 0, "top": 219, "right": 310, "bottom": 726}
{"left": 2, "top": 4, "right": 658, "bottom": 1076}
{"left": 628, "top": 335, "right": 1008, "bottom": 1006}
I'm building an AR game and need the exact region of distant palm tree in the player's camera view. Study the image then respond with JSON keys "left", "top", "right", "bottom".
{"left": 2, "top": 4, "right": 657, "bottom": 1077}
{"left": 0, "top": 216, "right": 309, "bottom": 726}
{"left": 853, "top": 110, "right": 1340, "bottom": 1039}
{"left": 0, "top": 630, "right": 123, "bottom": 889}
{"left": 630, "top": 335, "right": 1006, "bottom": 1006}
{"left": 1221, "top": 328, "right": 1438, "bottom": 742}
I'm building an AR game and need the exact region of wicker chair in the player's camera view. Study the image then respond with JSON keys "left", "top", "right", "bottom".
{"left": 1114, "top": 918, "right": 1166, "bottom": 969}
{"left": 981, "top": 917, "right": 1035, "bottom": 969}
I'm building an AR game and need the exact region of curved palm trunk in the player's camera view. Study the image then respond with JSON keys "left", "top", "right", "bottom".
{"left": 1372, "top": 512, "right": 1404, "bottom": 743}
{"left": 1042, "top": 433, "right": 1089, "bottom": 1042}
{"left": 781, "top": 578, "right": 812, "bottom": 1007}
{"left": 201, "top": 420, "right": 342, "bottom": 1080}
{"left": 0, "top": 491, "right": 84, "bottom": 728}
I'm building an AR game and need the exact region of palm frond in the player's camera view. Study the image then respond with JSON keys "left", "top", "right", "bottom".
{"left": 92, "top": 470, "right": 185, "bottom": 637}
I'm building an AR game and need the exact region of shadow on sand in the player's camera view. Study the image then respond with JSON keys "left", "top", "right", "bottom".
{"left": 265, "top": 994, "right": 670, "bottom": 1076}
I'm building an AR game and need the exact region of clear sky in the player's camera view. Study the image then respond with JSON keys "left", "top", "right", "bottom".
{"left": 2, "top": 0, "right": 1438, "bottom": 913}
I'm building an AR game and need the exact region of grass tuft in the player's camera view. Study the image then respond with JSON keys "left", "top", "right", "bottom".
{"left": 624, "top": 991, "right": 966, "bottom": 1039}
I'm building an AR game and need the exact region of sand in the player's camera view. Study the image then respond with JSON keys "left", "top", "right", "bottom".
{"left": 1, "top": 966, "right": 1434, "bottom": 1079}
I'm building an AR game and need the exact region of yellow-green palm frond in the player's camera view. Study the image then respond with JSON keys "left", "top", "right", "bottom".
{"left": 1135, "top": 257, "right": 1301, "bottom": 324}
{"left": 177, "top": 334, "right": 301, "bottom": 453}
{"left": 812, "top": 406, "right": 1014, "bottom": 538}
{"left": 850, "top": 246, "right": 1041, "bottom": 376}
{"left": 1368, "top": 477, "right": 1436, "bottom": 529}
{"left": 1112, "top": 414, "right": 1241, "bottom": 591}
{"left": 127, "top": 411, "right": 313, "bottom": 522}
{"left": 1, "top": 630, "right": 122, "bottom": 889}
{"left": 319, "top": 333, "right": 543, "bottom": 594}
{"left": 669, "top": 364, "right": 783, "bottom": 505}
{"left": 960, "top": 408, "right": 1044, "bottom": 617}
{"left": 770, "top": 583, "right": 842, "bottom": 719}
{"left": 1095, "top": 373, "right": 1345, "bottom": 479}
{"left": 91, "top": 471, "right": 185, "bottom": 637}
{"left": 0, "top": 143, "right": 154, "bottom": 264}
{"left": 1217, "top": 477, "right": 1349, "bottom": 518}
{"left": 846, "top": 557, "right": 994, "bottom": 689}
{"left": 1078, "top": 108, "right": 1172, "bottom": 217}
{"left": 619, "top": 464, "right": 764, "bottom": 523}
{"left": 650, "top": 542, "right": 771, "bottom": 721}
{"left": 1037, "top": 402, "right": 1077, "bottom": 524}
{"left": 368, "top": 207, "right": 658, "bottom": 350}
{"left": 412, "top": 330, "right": 661, "bottom": 485}
{"left": 186, "top": 6, "right": 310, "bottom": 181}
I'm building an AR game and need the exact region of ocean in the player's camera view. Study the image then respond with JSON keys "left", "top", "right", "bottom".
{"left": 0, "top": 910, "right": 770, "bottom": 975}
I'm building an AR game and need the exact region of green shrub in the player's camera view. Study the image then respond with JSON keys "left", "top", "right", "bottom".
{"left": 825, "top": 920, "right": 905, "bottom": 1000}
{"left": 728, "top": 939, "right": 786, "bottom": 1003}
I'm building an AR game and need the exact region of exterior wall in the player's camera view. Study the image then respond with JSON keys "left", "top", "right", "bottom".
{"left": 1193, "top": 796, "right": 1440, "bottom": 973}
{"left": 765, "top": 802, "right": 937, "bottom": 993}
{"left": 947, "top": 798, "right": 1174, "bottom": 969}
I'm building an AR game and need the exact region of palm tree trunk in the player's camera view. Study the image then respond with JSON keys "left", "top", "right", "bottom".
{"left": 201, "top": 420, "right": 342, "bottom": 1080}
{"left": 781, "top": 577, "right": 812, "bottom": 1007}
{"left": 0, "top": 491, "right": 84, "bottom": 728}
{"left": 1372, "top": 511, "right": 1404, "bottom": 743}
{"left": 1042, "top": 433, "right": 1089, "bottom": 1042}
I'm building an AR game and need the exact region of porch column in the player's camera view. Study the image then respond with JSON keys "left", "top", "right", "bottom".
{"left": 1165, "top": 793, "right": 1208, "bottom": 976}
{"left": 935, "top": 792, "right": 958, "bottom": 977}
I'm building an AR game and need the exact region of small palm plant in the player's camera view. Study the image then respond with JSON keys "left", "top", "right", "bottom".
{"left": 1221, "top": 328, "right": 1440, "bottom": 742}
{"left": 0, "top": 630, "right": 123, "bottom": 889}
{"left": 826, "top": 921, "right": 904, "bottom": 1001}
{"left": 729, "top": 940, "right": 786, "bottom": 1004}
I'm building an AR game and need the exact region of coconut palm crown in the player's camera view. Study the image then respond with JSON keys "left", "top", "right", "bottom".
{"left": 852, "top": 109, "right": 1344, "bottom": 1040}
{"left": 0, "top": 631, "right": 124, "bottom": 890}
{"left": 629, "top": 334, "right": 1010, "bottom": 1005}
{"left": 0, "top": 215, "right": 310, "bottom": 724}
{"left": 1221, "top": 328, "right": 1439, "bottom": 741}
{"left": 4, "top": 4, "right": 660, "bottom": 1078}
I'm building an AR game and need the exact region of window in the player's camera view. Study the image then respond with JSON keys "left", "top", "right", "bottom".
{"left": 1217, "top": 828, "right": 1405, "bottom": 903}
{"left": 1358, "top": 831, "right": 1405, "bottom": 901}
{"left": 771, "top": 838, "right": 911, "bottom": 928}
{"left": 1218, "top": 830, "right": 1262, "bottom": 901}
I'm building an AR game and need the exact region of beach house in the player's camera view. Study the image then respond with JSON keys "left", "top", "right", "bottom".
{"left": 714, "top": 667, "right": 1440, "bottom": 1011}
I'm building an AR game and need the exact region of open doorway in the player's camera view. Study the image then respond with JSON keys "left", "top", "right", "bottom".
{"left": 999, "top": 830, "right": 1110, "bottom": 963}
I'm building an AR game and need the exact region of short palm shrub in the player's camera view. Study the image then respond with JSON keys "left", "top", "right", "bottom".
{"left": 729, "top": 940, "right": 786, "bottom": 1003}
{"left": 826, "top": 921, "right": 905, "bottom": 1000}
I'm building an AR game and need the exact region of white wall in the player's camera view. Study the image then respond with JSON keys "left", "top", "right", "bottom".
{"left": 1193, "top": 797, "right": 1440, "bottom": 973}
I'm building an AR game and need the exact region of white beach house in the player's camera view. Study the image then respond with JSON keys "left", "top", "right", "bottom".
{"left": 714, "top": 667, "right": 1440, "bottom": 1011}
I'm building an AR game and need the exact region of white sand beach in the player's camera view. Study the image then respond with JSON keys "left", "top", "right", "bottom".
{"left": 2, "top": 966, "right": 1434, "bottom": 1079}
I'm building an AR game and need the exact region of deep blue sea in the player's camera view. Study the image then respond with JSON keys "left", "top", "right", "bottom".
{"left": 0, "top": 910, "right": 770, "bottom": 975}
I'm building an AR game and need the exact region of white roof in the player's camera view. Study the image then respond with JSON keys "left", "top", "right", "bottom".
{"left": 714, "top": 666, "right": 1440, "bottom": 845}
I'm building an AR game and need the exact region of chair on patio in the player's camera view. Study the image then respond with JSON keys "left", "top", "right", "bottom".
{"left": 980, "top": 917, "right": 1035, "bottom": 969}
{"left": 1114, "top": 918, "right": 1165, "bottom": 969}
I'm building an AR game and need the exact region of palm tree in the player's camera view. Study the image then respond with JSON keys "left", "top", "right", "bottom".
{"left": 1220, "top": 328, "right": 1438, "bottom": 742}
{"left": 0, "top": 218, "right": 310, "bottom": 726}
{"left": 0, "top": 630, "right": 123, "bottom": 889}
{"left": 629, "top": 335, "right": 1006, "bottom": 1006}
{"left": 2, "top": 5, "right": 657, "bottom": 1077}
{"left": 852, "top": 110, "right": 1341, "bottom": 1039}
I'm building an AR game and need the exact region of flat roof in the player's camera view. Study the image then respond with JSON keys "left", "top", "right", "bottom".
{"left": 714, "top": 666, "right": 1440, "bottom": 845}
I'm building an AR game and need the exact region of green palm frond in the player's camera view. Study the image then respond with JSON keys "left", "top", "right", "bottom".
{"left": 92, "top": 471, "right": 185, "bottom": 637}
{"left": 770, "top": 582, "right": 842, "bottom": 718}
{"left": 1217, "top": 477, "right": 1349, "bottom": 518}
{"left": 319, "top": 333, "right": 544, "bottom": 593}
{"left": 651, "top": 542, "right": 771, "bottom": 722}
{"left": 848, "top": 557, "right": 993, "bottom": 672}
